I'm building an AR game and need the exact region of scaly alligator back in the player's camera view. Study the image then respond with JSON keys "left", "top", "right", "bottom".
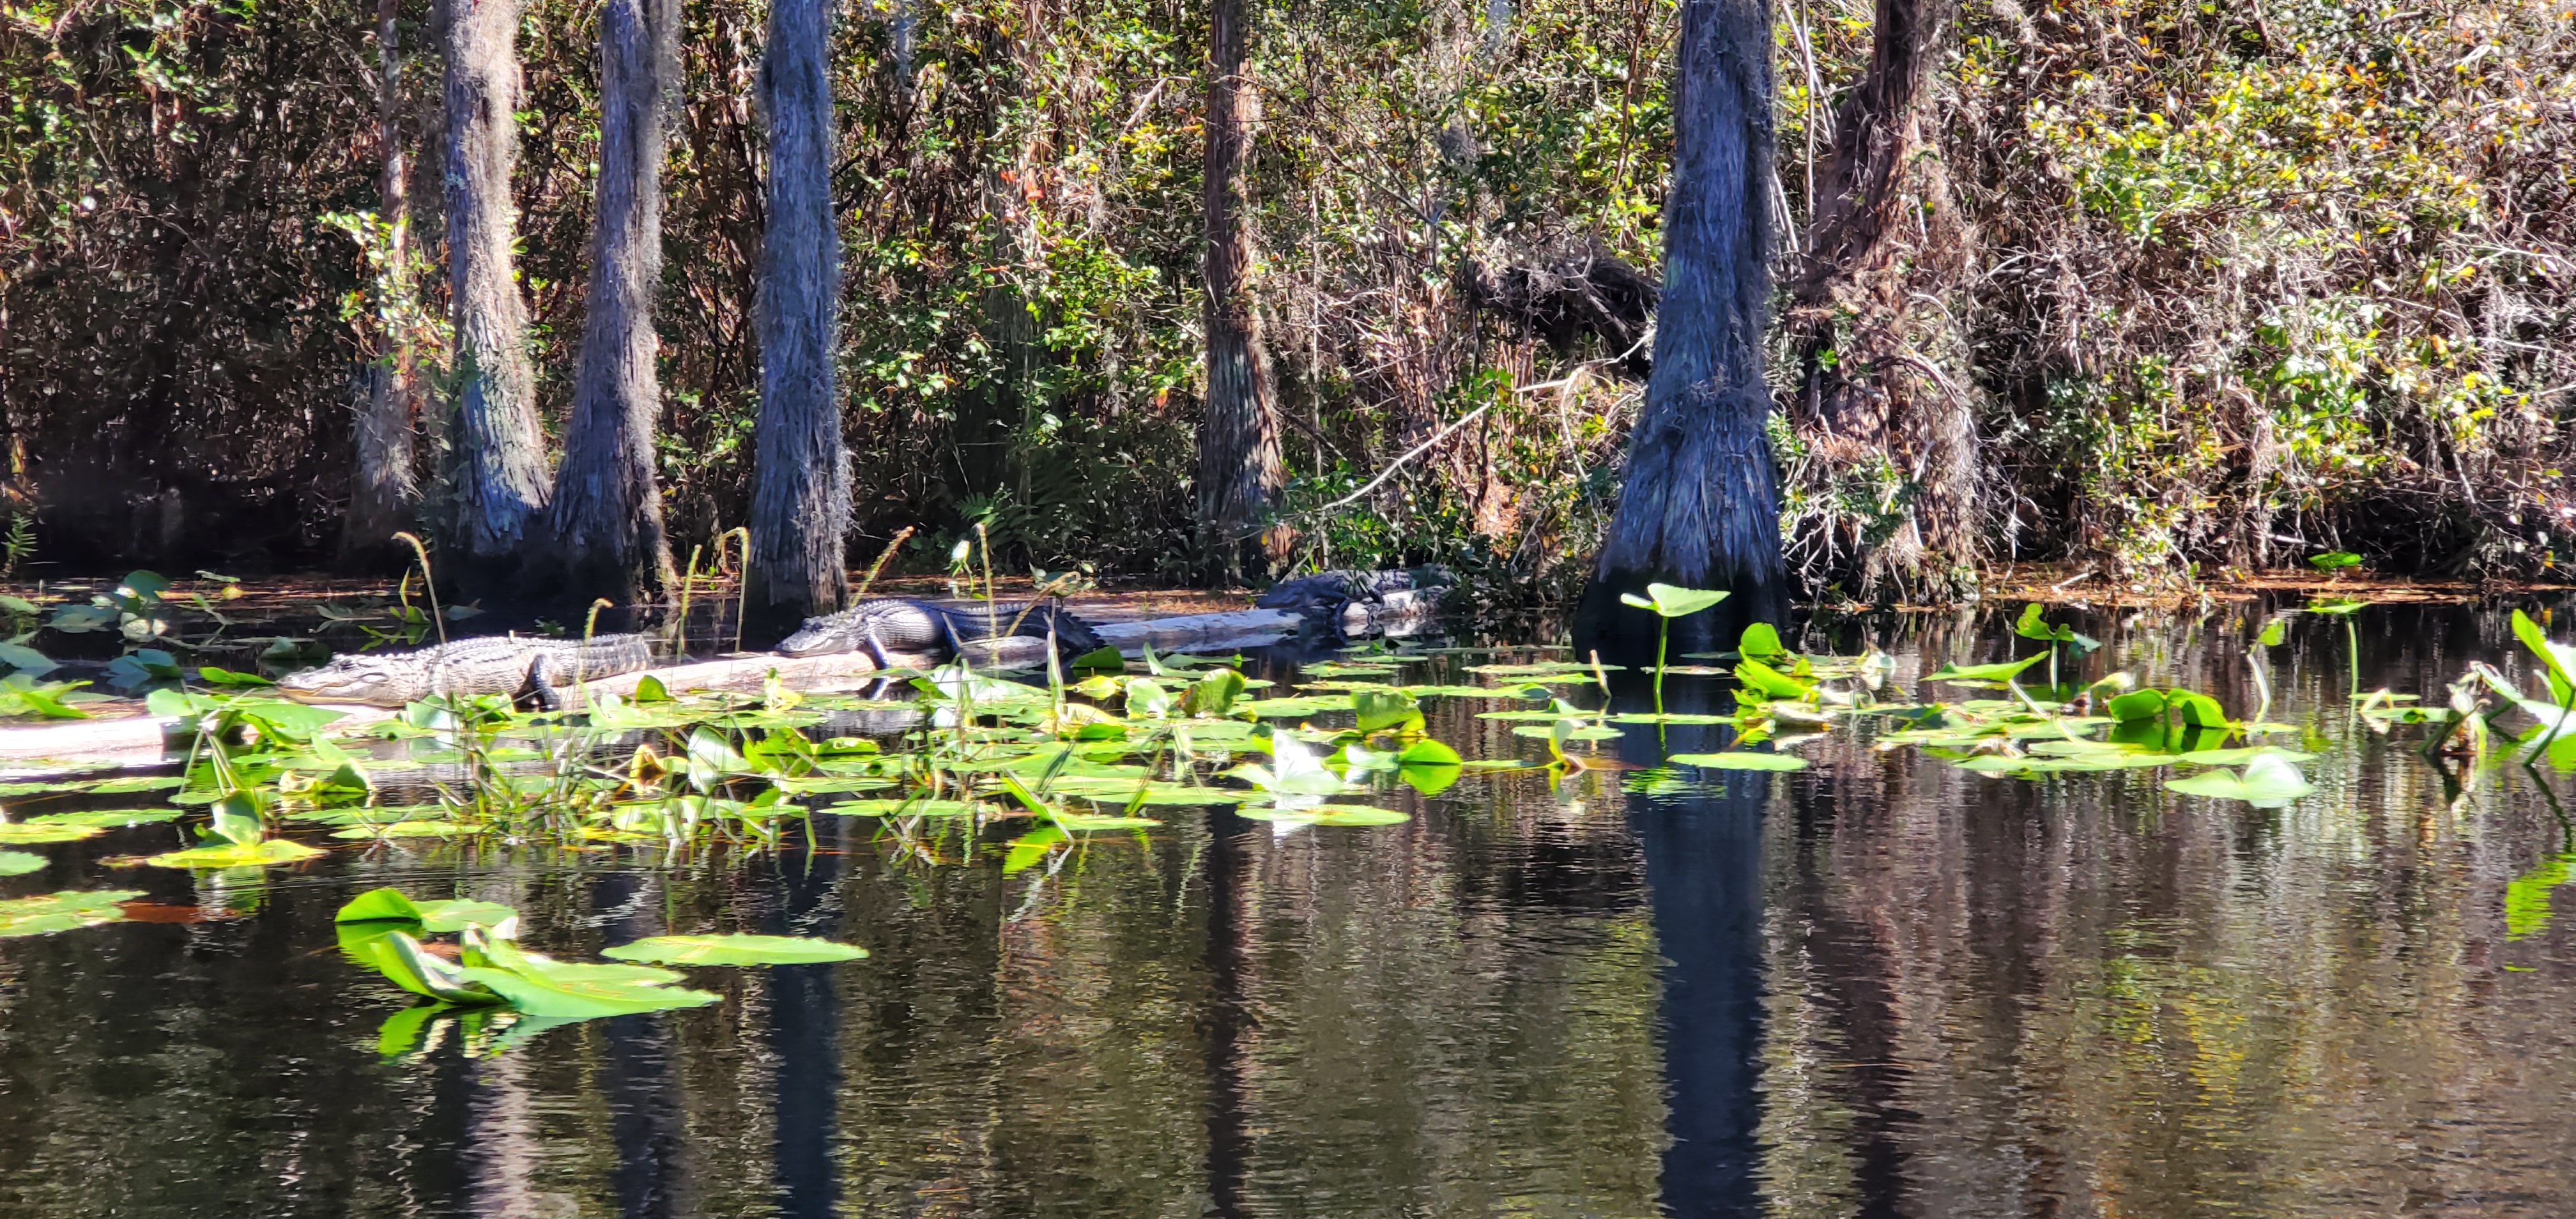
{"left": 279, "top": 633, "right": 656, "bottom": 707}
{"left": 777, "top": 598, "right": 1104, "bottom": 662}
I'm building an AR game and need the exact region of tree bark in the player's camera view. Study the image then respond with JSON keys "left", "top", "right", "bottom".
{"left": 341, "top": 0, "right": 422, "bottom": 572}
{"left": 442, "top": 0, "right": 551, "bottom": 589}
{"left": 1788, "top": 0, "right": 1975, "bottom": 592}
{"left": 1575, "top": 0, "right": 1784, "bottom": 661}
{"left": 1194, "top": 0, "right": 1287, "bottom": 586}
{"left": 743, "top": 0, "right": 850, "bottom": 639}
{"left": 543, "top": 0, "right": 680, "bottom": 604}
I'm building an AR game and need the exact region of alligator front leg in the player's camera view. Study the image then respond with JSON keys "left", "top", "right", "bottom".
{"left": 525, "top": 656, "right": 567, "bottom": 712}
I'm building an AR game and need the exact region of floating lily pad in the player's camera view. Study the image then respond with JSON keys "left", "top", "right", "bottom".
{"left": 0, "top": 850, "right": 44, "bottom": 877}
{"left": 337, "top": 888, "right": 523, "bottom": 931}
{"left": 0, "top": 889, "right": 143, "bottom": 937}
{"left": 1048, "top": 813, "right": 1163, "bottom": 831}
{"left": 1512, "top": 724, "right": 1621, "bottom": 741}
{"left": 1236, "top": 805, "right": 1411, "bottom": 826}
{"left": 332, "top": 820, "right": 478, "bottom": 839}
{"left": 601, "top": 933, "right": 869, "bottom": 967}
{"left": 135, "top": 838, "right": 325, "bottom": 869}
{"left": 823, "top": 799, "right": 988, "bottom": 818}
{"left": 0, "top": 822, "right": 100, "bottom": 844}
{"left": 2164, "top": 753, "right": 2315, "bottom": 806}
{"left": 26, "top": 808, "right": 187, "bottom": 828}
{"left": 1666, "top": 751, "right": 1809, "bottom": 771}
{"left": 2177, "top": 746, "right": 2319, "bottom": 766}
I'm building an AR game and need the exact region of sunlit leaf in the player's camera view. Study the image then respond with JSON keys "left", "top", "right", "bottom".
{"left": 26, "top": 808, "right": 185, "bottom": 828}
{"left": 1666, "top": 751, "right": 1807, "bottom": 771}
{"left": 1927, "top": 654, "right": 2048, "bottom": 684}
{"left": 2164, "top": 753, "right": 2315, "bottom": 806}
{"left": 0, "top": 889, "right": 143, "bottom": 937}
{"left": 0, "top": 850, "right": 44, "bottom": 877}
{"left": 602, "top": 934, "right": 869, "bottom": 967}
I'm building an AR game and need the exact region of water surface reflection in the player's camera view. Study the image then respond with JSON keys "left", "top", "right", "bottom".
{"left": 0, "top": 604, "right": 2572, "bottom": 1215}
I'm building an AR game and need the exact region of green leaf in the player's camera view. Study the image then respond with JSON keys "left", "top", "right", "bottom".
{"left": 2506, "top": 853, "right": 2575, "bottom": 940}
{"left": 1927, "top": 654, "right": 2049, "bottom": 684}
{"left": 1736, "top": 622, "right": 1787, "bottom": 659}
{"left": 26, "top": 808, "right": 186, "bottom": 828}
{"left": 335, "top": 887, "right": 521, "bottom": 931}
{"left": 822, "top": 799, "right": 988, "bottom": 818}
{"left": 1732, "top": 659, "right": 1814, "bottom": 700}
{"left": 1667, "top": 751, "right": 1808, "bottom": 771}
{"left": 48, "top": 605, "right": 116, "bottom": 634}
{"left": 0, "top": 850, "right": 45, "bottom": 877}
{"left": 1070, "top": 645, "right": 1124, "bottom": 671}
{"left": 2511, "top": 610, "right": 2576, "bottom": 705}
{"left": 1236, "top": 804, "right": 1411, "bottom": 826}
{"left": 339, "top": 925, "right": 499, "bottom": 1003}
{"left": 454, "top": 958, "right": 719, "bottom": 1020}
{"left": 1181, "top": 668, "right": 1247, "bottom": 717}
{"left": 2255, "top": 618, "right": 2288, "bottom": 647}
{"left": 2307, "top": 595, "right": 2368, "bottom": 617}
{"left": 2106, "top": 689, "right": 2169, "bottom": 721}
{"left": 1351, "top": 687, "right": 1424, "bottom": 734}
{"left": 602, "top": 933, "right": 869, "bottom": 967}
{"left": 2177, "top": 746, "right": 2317, "bottom": 766}
{"left": 196, "top": 666, "right": 273, "bottom": 687}
{"left": 0, "top": 822, "right": 100, "bottom": 844}
{"left": 0, "top": 889, "right": 142, "bottom": 937}
{"left": 0, "top": 641, "right": 56, "bottom": 676}
{"left": 2164, "top": 753, "right": 2315, "bottom": 806}
{"left": 1643, "top": 583, "right": 1730, "bottom": 617}
{"left": 1394, "top": 738, "right": 1460, "bottom": 765}
{"left": 2013, "top": 602, "right": 2053, "bottom": 640}
{"left": 2306, "top": 551, "right": 2362, "bottom": 571}
{"left": 135, "top": 838, "right": 325, "bottom": 869}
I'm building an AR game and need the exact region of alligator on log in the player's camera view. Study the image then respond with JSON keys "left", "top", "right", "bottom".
{"left": 279, "top": 633, "right": 657, "bottom": 709}
{"left": 1257, "top": 567, "right": 1454, "bottom": 633}
{"left": 776, "top": 597, "right": 1105, "bottom": 666}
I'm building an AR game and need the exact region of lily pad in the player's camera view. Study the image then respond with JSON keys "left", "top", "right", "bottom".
{"left": 0, "top": 822, "right": 101, "bottom": 844}
{"left": 2165, "top": 752, "right": 2315, "bottom": 806}
{"left": 26, "top": 808, "right": 187, "bottom": 828}
{"left": 0, "top": 850, "right": 45, "bottom": 876}
{"left": 822, "top": 799, "right": 988, "bottom": 818}
{"left": 1236, "top": 805, "right": 1411, "bottom": 826}
{"left": 1666, "top": 751, "right": 1809, "bottom": 772}
{"left": 0, "top": 889, "right": 143, "bottom": 937}
{"left": 602, "top": 933, "right": 869, "bottom": 967}
{"left": 135, "top": 838, "right": 325, "bottom": 869}
{"left": 2177, "top": 746, "right": 2319, "bottom": 766}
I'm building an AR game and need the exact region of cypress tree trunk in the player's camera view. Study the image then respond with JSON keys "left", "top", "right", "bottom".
{"left": 743, "top": 0, "right": 850, "bottom": 638}
{"left": 442, "top": 0, "right": 551, "bottom": 588}
{"left": 341, "top": 0, "right": 422, "bottom": 571}
{"left": 543, "top": 0, "right": 679, "bottom": 604}
{"left": 1194, "top": 0, "right": 1286, "bottom": 585}
{"left": 1574, "top": 0, "right": 1784, "bottom": 661}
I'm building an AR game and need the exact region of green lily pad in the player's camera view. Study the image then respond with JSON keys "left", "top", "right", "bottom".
{"left": 822, "top": 799, "right": 988, "bottom": 818}
{"left": 135, "top": 838, "right": 325, "bottom": 869}
{"left": 332, "top": 820, "right": 478, "bottom": 839}
{"left": 2177, "top": 746, "right": 2318, "bottom": 766}
{"left": 1512, "top": 724, "right": 1622, "bottom": 741}
{"left": 0, "top": 850, "right": 45, "bottom": 876}
{"left": 601, "top": 933, "right": 869, "bottom": 967}
{"left": 2165, "top": 753, "right": 2315, "bottom": 806}
{"left": 1666, "top": 751, "right": 1809, "bottom": 771}
{"left": 26, "top": 808, "right": 187, "bottom": 828}
{"left": 1927, "top": 655, "right": 2048, "bottom": 684}
{"left": 1236, "top": 805, "right": 1411, "bottom": 826}
{"left": 0, "top": 822, "right": 101, "bottom": 844}
{"left": 0, "top": 889, "right": 143, "bottom": 937}
{"left": 335, "top": 888, "right": 524, "bottom": 930}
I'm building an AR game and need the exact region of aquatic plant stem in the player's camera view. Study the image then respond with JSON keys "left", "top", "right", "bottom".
{"left": 392, "top": 532, "right": 447, "bottom": 648}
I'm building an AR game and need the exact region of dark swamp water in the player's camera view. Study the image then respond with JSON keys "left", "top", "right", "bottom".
{"left": 4, "top": 599, "right": 2576, "bottom": 1218}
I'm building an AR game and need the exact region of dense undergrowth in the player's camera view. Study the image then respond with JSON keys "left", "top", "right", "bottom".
{"left": 0, "top": 0, "right": 2568, "bottom": 599}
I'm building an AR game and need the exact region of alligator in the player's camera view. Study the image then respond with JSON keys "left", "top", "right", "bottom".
{"left": 278, "top": 633, "right": 657, "bottom": 709}
{"left": 1256, "top": 566, "right": 1455, "bottom": 615}
{"left": 776, "top": 597, "right": 1106, "bottom": 667}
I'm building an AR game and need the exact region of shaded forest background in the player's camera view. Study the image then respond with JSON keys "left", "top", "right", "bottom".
{"left": 2, "top": 0, "right": 2571, "bottom": 603}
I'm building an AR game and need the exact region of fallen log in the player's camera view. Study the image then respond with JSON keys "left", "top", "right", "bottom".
{"left": 0, "top": 607, "right": 1320, "bottom": 773}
